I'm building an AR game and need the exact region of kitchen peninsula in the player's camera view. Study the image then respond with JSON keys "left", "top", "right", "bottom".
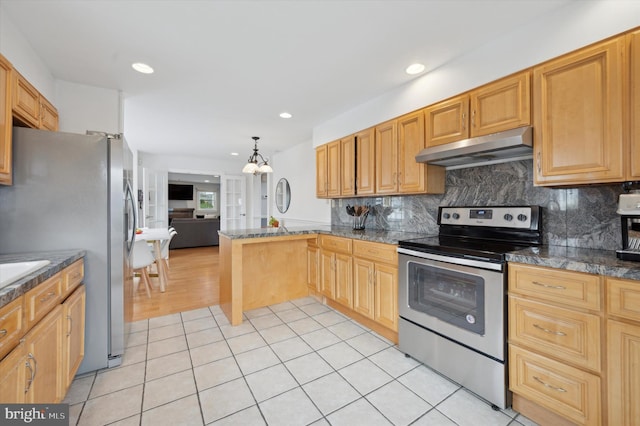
{"left": 218, "top": 226, "right": 425, "bottom": 341}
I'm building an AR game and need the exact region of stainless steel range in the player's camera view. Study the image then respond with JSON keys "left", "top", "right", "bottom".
{"left": 397, "top": 205, "right": 542, "bottom": 409}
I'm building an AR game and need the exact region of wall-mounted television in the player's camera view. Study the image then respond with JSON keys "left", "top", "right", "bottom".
{"left": 168, "top": 183, "right": 193, "bottom": 200}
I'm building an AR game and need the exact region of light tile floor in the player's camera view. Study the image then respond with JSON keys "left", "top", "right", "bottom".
{"left": 65, "top": 297, "right": 538, "bottom": 426}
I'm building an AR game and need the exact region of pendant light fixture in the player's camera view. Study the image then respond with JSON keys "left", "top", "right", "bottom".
{"left": 242, "top": 136, "right": 273, "bottom": 174}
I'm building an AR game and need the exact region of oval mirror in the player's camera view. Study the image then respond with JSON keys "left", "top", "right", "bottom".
{"left": 275, "top": 178, "right": 291, "bottom": 213}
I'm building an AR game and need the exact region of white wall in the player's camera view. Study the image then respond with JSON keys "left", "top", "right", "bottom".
{"left": 55, "top": 80, "right": 121, "bottom": 135}
{"left": 0, "top": 4, "right": 55, "bottom": 101}
{"left": 313, "top": 0, "right": 640, "bottom": 146}
{"left": 269, "top": 140, "right": 331, "bottom": 226}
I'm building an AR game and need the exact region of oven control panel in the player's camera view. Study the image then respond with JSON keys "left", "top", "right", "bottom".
{"left": 439, "top": 206, "right": 537, "bottom": 229}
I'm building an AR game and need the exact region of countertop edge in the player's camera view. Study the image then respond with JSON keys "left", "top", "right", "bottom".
{"left": 0, "top": 250, "right": 86, "bottom": 307}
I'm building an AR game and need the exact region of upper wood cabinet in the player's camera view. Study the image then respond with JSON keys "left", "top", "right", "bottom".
{"left": 0, "top": 54, "right": 12, "bottom": 186}
{"left": 470, "top": 71, "right": 531, "bottom": 137}
{"left": 340, "top": 135, "right": 356, "bottom": 197}
{"left": 315, "top": 144, "right": 328, "bottom": 197}
{"left": 425, "top": 95, "right": 469, "bottom": 147}
{"left": 425, "top": 71, "right": 531, "bottom": 147}
{"left": 355, "top": 127, "right": 375, "bottom": 196}
{"left": 630, "top": 29, "right": 640, "bottom": 180}
{"left": 376, "top": 111, "right": 445, "bottom": 195}
{"left": 12, "top": 70, "right": 59, "bottom": 131}
{"left": 315, "top": 141, "right": 341, "bottom": 198}
{"left": 375, "top": 119, "right": 398, "bottom": 194}
{"left": 533, "top": 37, "right": 625, "bottom": 186}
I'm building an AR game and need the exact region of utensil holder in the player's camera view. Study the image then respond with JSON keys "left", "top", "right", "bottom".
{"left": 353, "top": 212, "right": 368, "bottom": 230}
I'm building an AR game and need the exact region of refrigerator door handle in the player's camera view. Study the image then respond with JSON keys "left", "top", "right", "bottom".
{"left": 125, "top": 182, "right": 137, "bottom": 255}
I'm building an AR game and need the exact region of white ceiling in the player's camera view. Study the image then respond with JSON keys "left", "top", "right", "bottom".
{"left": 2, "top": 0, "right": 573, "bottom": 161}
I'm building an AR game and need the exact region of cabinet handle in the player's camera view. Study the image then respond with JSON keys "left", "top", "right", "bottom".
{"left": 536, "top": 152, "right": 541, "bottom": 174}
{"left": 532, "top": 281, "right": 566, "bottom": 290}
{"left": 25, "top": 353, "right": 37, "bottom": 394}
{"left": 533, "top": 376, "right": 567, "bottom": 393}
{"left": 67, "top": 315, "right": 73, "bottom": 337}
{"left": 40, "top": 291, "right": 57, "bottom": 303}
{"left": 471, "top": 110, "right": 476, "bottom": 128}
{"left": 0, "top": 329, "right": 7, "bottom": 338}
{"left": 462, "top": 112, "right": 466, "bottom": 130}
{"left": 533, "top": 324, "right": 566, "bottom": 336}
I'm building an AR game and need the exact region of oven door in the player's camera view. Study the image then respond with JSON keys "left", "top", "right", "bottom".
{"left": 398, "top": 249, "right": 506, "bottom": 361}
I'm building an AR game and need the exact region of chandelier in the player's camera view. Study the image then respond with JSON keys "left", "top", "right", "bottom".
{"left": 242, "top": 136, "right": 273, "bottom": 174}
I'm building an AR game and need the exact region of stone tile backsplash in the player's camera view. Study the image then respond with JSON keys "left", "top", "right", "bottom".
{"left": 331, "top": 160, "right": 623, "bottom": 251}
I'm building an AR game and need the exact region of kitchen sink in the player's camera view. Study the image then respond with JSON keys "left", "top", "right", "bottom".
{"left": 0, "top": 260, "right": 51, "bottom": 289}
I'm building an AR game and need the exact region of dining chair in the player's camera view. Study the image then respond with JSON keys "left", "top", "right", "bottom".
{"left": 132, "top": 239, "right": 156, "bottom": 298}
{"left": 159, "top": 229, "right": 178, "bottom": 271}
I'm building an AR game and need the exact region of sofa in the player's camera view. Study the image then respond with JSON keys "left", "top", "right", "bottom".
{"left": 169, "top": 218, "right": 220, "bottom": 249}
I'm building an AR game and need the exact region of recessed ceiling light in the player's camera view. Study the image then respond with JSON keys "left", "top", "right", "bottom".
{"left": 204, "top": 180, "right": 210, "bottom": 183}
{"left": 279, "top": 112, "right": 292, "bottom": 119}
{"left": 132, "top": 62, "right": 154, "bottom": 74}
{"left": 230, "top": 152, "right": 239, "bottom": 156}
{"left": 405, "top": 63, "right": 425, "bottom": 75}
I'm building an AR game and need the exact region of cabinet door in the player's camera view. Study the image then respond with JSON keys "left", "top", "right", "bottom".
{"left": 375, "top": 120, "right": 398, "bottom": 194}
{"left": 425, "top": 95, "right": 469, "bottom": 147}
{"left": 470, "top": 71, "right": 531, "bottom": 137}
{"left": 62, "top": 285, "right": 85, "bottom": 393}
{"left": 533, "top": 37, "right": 625, "bottom": 185}
{"left": 630, "top": 30, "right": 640, "bottom": 179}
{"left": 340, "top": 136, "right": 356, "bottom": 196}
{"left": 607, "top": 320, "right": 640, "bottom": 426}
{"left": 0, "top": 343, "right": 27, "bottom": 403}
{"left": 12, "top": 71, "right": 40, "bottom": 128}
{"left": 327, "top": 140, "right": 341, "bottom": 197}
{"left": 355, "top": 128, "right": 375, "bottom": 195}
{"left": 375, "top": 263, "right": 398, "bottom": 331}
{"left": 320, "top": 250, "right": 335, "bottom": 299}
{"left": 0, "top": 54, "right": 12, "bottom": 185}
{"left": 397, "top": 110, "right": 426, "bottom": 194}
{"left": 334, "top": 253, "right": 353, "bottom": 309}
{"left": 307, "top": 245, "right": 319, "bottom": 292}
{"left": 40, "top": 96, "right": 58, "bottom": 131}
{"left": 353, "top": 258, "right": 375, "bottom": 319}
{"left": 315, "top": 145, "right": 328, "bottom": 197}
{"left": 24, "top": 305, "right": 64, "bottom": 403}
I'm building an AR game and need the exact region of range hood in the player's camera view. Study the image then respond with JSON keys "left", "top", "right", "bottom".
{"left": 415, "top": 126, "right": 533, "bottom": 170}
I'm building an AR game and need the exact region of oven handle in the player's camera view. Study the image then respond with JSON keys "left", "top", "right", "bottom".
{"left": 397, "top": 247, "right": 503, "bottom": 272}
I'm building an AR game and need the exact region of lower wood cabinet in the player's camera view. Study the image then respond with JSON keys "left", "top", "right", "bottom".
{"left": 0, "top": 259, "right": 85, "bottom": 403}
{"left": 322, "top": 237, "right": 399, "bottom": 338}
{"left": 606, "top": 277, "right": 640, "bottom": 426}
{"left": 307, "top": 239, "right": 319, "bottom": 293}
{"left": 508, "top": 263, "right": 603, "bottom": 425}
{"left": 62, "top": 285, "right": 86, "bottom": 393}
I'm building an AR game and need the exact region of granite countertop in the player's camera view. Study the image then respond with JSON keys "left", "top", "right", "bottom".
{"left": 218, "top": 225, "right": 431, "bottom": 245}
{"left": 0, "top": 249, "right": 86, "bottom": 307}
{"left": 506, "top": 245, "right": 640, "bottom": 281}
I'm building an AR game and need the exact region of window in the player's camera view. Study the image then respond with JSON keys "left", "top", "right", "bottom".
{"left": 198, "top": 191, "right": 216, "bottom": 210}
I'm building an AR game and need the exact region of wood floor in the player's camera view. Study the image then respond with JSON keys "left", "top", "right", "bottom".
{"left": 131, "top": 246, "right": 220, "bottom": 321}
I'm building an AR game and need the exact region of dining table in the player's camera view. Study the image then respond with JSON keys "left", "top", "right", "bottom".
{"left": 135, "top": 227, "right": 171, "bottom": 292}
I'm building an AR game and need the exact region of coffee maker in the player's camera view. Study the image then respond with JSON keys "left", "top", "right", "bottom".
{"left": 616, "top": 192, "right": 640, "bottom": 262}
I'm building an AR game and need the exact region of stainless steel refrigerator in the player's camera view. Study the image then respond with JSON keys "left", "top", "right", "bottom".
{"left": 0, "top": 126, "right": 136, "bottom": 374}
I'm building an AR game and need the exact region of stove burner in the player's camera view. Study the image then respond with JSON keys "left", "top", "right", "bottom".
{"left": 398, "top": 206, "right": 542, "bottom": 263}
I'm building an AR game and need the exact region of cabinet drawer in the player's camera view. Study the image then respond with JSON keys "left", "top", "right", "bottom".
{"left": 320, "top": 235, "right": 352, "bottom": 254}
{"left": 607, "top": 277, "right": 640, "bottom": 322}
{"left": 63, "top": 259, "right": 84, "bottom": 297}
{"left": 509, "top": 345, "right": 601, "bottom": 425}
{"left": 509, "top": 296, "right": 601, "bottom": 372}
{"left": 509, "top": 263, "right": 601, "bottom": 310}
{"left": 24, "top": 273, "right": 62, "bottom": 330}
{"left": 0, "top": 297, "right": 24, "bottom": 359}
{"left": 352, "top": 240, "right": 397, "bottom": 265}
